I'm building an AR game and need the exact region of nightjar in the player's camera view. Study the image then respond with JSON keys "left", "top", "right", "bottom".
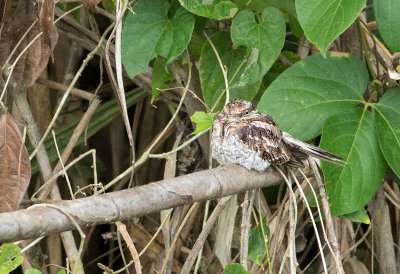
{"left": 211, "top": 99, "right": 343, "bottom": 171}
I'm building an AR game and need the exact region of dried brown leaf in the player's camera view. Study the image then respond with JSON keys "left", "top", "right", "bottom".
{"left": 0, "top": 0, "right": 58, "bottom": 91}
{"left": 0, "top": 114, "right": 31, "bottom": 212}
{"left": 24, "top": 25, "right": 58, "bottom": 87}
{"left": 39, "top": 0, "right": 55, "bottom": 54}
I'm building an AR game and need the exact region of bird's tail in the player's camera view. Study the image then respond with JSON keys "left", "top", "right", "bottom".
{"left": 283, "top": 133, "right": 345, "bottom": 167}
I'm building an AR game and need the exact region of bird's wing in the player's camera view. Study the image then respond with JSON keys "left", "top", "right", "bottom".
{"left": 232, "top": 118, "right": 296, "bottom": 166}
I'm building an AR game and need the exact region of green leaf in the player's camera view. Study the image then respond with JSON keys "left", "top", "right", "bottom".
{"left": 190, "top": 112, "right": 216, "bottom": 134}
{"left": 343, "top": 208, "right": 370, "bottom": 224}
{"left": 244, "top": 0, "right": 296, "bottom": 18}
{"left": 374, "top": 88, "right": 400, "bottom": 178}
{"left": 102, "top": 0, "right": 115, "bottom": 13}
{"left": 296, "top": 0, "right": 366, "bottom": 56}
{"left": 122, "top": 0, "right": 194, "bottom": 79}
{"left": 122, "top": 0, "right": 170, "bottom": 78}
{"left": 0, "top": 243, "right": 23, "bottom": 273}
{"left": 25, "top": 269, "right": 42, "bottom": 274}
{"left": 199, "top": 32, "right": 261, "bottom": 109}
{"left": 231, "top": 7, "right": 285, "bottom": 86}
{"left": 188, "top": 31, "right": 206, "bottom": 60}
{"left": 151, "top": 57, "right": 174, "bottom": 102}
{"left": 224, "top": 263, "right": 248, "bottom": 274}
{"left": 57, "top": 270, "right": 66, "bottom": 274}
{"left": 258, "top": 53, "right": 368, "bottom": 141}
{"left": 374, "top": 0, "right": 400, "bottom": 52}
{"left": 153, "top": 7, "right": 195, "bottom": 64}
{"left": 248, "top": 217, "right": 270, "bottom": 266}
{"left": 320, "top": 108, "right": 386, "bottom": 216}
{"left": 288, "top": 14, "right": 303, "bottom": 38}
{"left": 178, "top": 0, "right": 238, "bottom": 20}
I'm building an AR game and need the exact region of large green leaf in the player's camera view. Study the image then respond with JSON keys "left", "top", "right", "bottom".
{"left": 320, "top": 108, "right": 386, "bottom": 216}
{"left": 248, "top": 217, "right": 270, "bottom": 266}
{"left": 296, "top": 0, "right": 366, "bottom": 56}
{"left": 0, "top": 243, "right": 23, "bottom": 273}
{"left": 224, "top": 263, "right": 248, "bottom": 274}
{"left": 153, "top": 7, "right": 195, "bottom": 63}
{"left": 258, "top": 53, "right": 368, "bottom": 141}
{"left": 374, "top": 88, "right": 400, "bottom": 178}
{"left": 231, "top": 7, "right": 285, "bottom": 87}
{"left": 199, "top": 31, "right": 261, "bottom": 109}
{"left": 122, "top": 0, "right": 170, "bottom": 78}
{"left": 178, "top": 0, "right": 238, "bottom": 20}
{"left": 238, "top": 0, "right": 296, "bottom": 17}
{"left": 151, "top": 57, "right": 174, "bottom": 102}
{"left": 343, "top": 209, "right": 370, "bottom": 224}
{"left": 25, "top": 269, "right": 42, "bottom": 274}
{"left": 122, "top": 0, "right": 194, "bottom": 79}
{"left": 374, "top": 0, "right": 400, "bottom": 52}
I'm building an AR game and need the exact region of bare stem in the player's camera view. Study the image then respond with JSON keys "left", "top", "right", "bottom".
{"left": 181, "top": 196, "right": 232, "bottom": 274}
{"left": 203, "top": 32, "right": 230, "bottom": 104}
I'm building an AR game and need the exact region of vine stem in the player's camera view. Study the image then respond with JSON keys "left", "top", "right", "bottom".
{"left": 203, "top": 32, "right": 230, "bottom": 104}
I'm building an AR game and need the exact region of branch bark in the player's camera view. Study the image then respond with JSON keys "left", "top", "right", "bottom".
{"left": 0, "top": 165, "right": 281, "bottom": 242}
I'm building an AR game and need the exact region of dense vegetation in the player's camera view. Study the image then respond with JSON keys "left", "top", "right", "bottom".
{"left": 0, "top": 0, "right": 400, "bottom": 273}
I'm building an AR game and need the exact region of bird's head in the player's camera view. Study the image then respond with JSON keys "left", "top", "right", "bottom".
{"left": 221, "top": 99, "right": 254, "bottom": 117}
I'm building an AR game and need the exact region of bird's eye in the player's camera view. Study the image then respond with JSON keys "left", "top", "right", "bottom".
{"left": 243, "top": 111, "right": 249, "bottom": 115}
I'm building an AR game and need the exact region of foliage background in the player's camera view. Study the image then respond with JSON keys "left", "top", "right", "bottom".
{"left": 1, "top": 0, "right": 400, "bottom": 273}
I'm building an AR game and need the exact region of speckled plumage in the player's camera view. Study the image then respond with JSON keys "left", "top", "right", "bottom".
{"left": 211, "top": 99, "right": 343, "bottom": 171}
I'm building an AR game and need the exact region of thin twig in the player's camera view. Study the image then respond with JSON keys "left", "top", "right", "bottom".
{"left": 203, "top": 32, "right": 230, "bottom": 104}
{"left": 148, "top": 129, "right": 209, "bottom": 159}
{"left": 297, "top": 168, "right": 338, "bottom": 266}
{"left": 31, "top": 149, "right": 99, "bottom": 199}
{"left": 161, "top": 203, "right": 200, "bottom": 273}
{"left": 181, "top": 196, "right": 232, "bottom": 274}
{"left": 52, "top": 130, "right": 74, "bottom": 199}
{"left": 193, "top": 135, "right": 214, "bottom": 274}
{"left": 29, "top": 23, "right": 113, "bottom": 160}
{"left": 115, "top": 221, "right": 142, "bottom": 274}
{"left": 29, "top": 203, "right": 86, "bottom": 269}
{"left": 12, "top": 90, "right": 84, "bottom": 273}
{"left": 100, "top": 50, "right": 193, "bottom": 193}
{"left": 308, "top": 159, "right": 344, "bottom": 274}
{"left": 38, "top": 97, "right": 101, "bottom": 199}
{"left": 157, "top": 87, "right": 210, "bottom": 112}
{"left": 20, "top": 236, "right": 45, "bottom": 253}
{"left": 114, "top": 0, "right": 134, "bottom": 146}
{"left": 288, "top": 177, "right": 297, "bottom": 273}
{"left": 139, "top": 209, "right": 173, "bottom": 257}
{"left": 240, "top": 190, "right": 256, "bottom": 269}
{"left": 102, "top": 128, "right": 207, "bottom": 193}
{"left": 36, "top": 77, "right": 95, "bottom": 101}
{"left": 288, "top": 167, "right": 328, "bottom": 273}
{"left": 342, "top": 224, "right": 372, "bottom": 257}
{"left": 274, "top": 167, "right": 297, "bottom": 274}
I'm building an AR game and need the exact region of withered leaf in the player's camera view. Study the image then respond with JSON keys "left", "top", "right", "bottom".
{"left": 0, "top": 114, "right": 31, "bottom": 212}
{"left": 39, "top": 0, "right": 55, "bottom": 53}
{"left": 0, "top": 0, "right": 58, "bottom": 92}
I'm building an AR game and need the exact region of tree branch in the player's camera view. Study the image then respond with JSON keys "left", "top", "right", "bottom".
{"left": 0, "top": 166, "right": 281, "bottom": 242}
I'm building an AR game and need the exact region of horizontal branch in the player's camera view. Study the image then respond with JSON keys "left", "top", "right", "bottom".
{"left": 0, "top": 166, "right": 282, "bottom": 242}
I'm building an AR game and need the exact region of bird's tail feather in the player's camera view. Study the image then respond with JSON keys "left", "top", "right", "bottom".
{"left": 283, "top": 134, "right": 345, "bottom": 167}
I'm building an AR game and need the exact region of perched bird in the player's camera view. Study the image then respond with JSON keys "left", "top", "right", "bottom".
{"left": 211, "top": 99, "right": 344, "bottom": 171}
